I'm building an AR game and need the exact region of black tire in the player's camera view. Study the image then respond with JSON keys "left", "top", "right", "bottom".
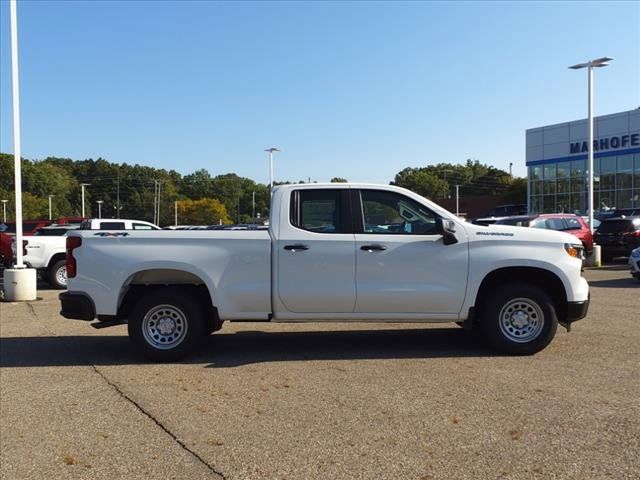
{"left": 480, "top": 283, "right": 558, "bottom": 355}
{"left": 128, "top": 288, "right": 205, "bottom": 361}
{"left": 48, "top": 259, "right": 68, "bottom": 289}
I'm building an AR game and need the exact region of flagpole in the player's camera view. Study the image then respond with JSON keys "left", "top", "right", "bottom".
{"left": 5, "top": 0, "right": 37, "bottom": 301}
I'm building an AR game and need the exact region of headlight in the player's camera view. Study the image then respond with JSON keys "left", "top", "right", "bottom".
{"left": 564, "top": 243, "right": 584, "bottom": 259}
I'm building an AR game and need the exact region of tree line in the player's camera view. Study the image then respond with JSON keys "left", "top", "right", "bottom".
{"left": 0, "top": 154, "right": 525, "bottom": 225}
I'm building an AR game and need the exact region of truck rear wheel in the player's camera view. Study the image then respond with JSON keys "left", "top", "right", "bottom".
{"left": 128, "top": 288, "right": 205, "bottom": 361}
{"left": 480, "top": 283, "right": 558, "bottom": 355}
{"left": 48, "top": 259, "right": 68, "bottom": 289}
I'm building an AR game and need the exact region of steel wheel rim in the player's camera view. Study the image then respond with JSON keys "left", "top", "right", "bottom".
{"left": 142, "top": 304, "right": 188, "bottom": 350}
{"left": 498, "top": 297, "right": 544, "bottom": 343}
{"left": 56, "top": 265, "right": 67, "bottom": 286}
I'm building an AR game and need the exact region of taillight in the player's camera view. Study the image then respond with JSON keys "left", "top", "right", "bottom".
{"left": 623, "top": 231, "right": 640, "bottom": 238}
{"left": 66, "top": 236, "right": 82, "bottom": 278}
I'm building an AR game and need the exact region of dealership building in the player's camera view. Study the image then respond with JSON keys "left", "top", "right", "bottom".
{"left": 526, "top": 108, "right": 640, "bottom": 214}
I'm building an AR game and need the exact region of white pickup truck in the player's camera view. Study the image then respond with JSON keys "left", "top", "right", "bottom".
{"left": 60, "top": 183, "right": 589, "bottom": 360}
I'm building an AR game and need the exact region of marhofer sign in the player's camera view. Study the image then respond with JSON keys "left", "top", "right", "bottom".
{"left": 570, "top": 133, "right": 640, "bottom": 154}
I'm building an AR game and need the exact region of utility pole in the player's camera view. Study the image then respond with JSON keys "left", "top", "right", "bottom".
{"left": 174, "top": 200, "right": 178, "bottom": 227}
{"left": 48, "top": 195, "right": 54, "bottom": 220}
{"left": 81, "top": 183, "right": 90, "bottom": 218}
{"left": 252, "top": 191, "right": 255, "bottom": 223}
{"left": 455, "top": 185, "right": 460, "bottom": 217}
{"left": 116, "top": 168, "right": 120, "bottom": 219}
{"left": 1, "top": 199, "right": 7, "bottom": 223}
{"left": 509, "top": 162, "right": 513, "bottom": 178}
{"left": 97, "top": 200, "right": 103, "bottom": 219}
{"left": 157, "top": 181, "right": 162, "bottom": 226}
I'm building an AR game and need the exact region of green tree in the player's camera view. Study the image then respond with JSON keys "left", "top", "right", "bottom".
{"left": 330, "top": 177, "right": 348, "bottom": 183}
{"left": 392, "top": 168, "right": 450, "bottom": 199}
{"left": 178, "top": 198, "right": 231, "bottom": 225}
{"left": 501, "top": 177, "right": 527, "bottom": 203}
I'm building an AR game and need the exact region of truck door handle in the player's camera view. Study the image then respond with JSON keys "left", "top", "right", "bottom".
{"left": 284, "top": 244, "right": 309, "bottom": 251}
{"left": 360, "top": 244, "right": 387, "bottom": 252}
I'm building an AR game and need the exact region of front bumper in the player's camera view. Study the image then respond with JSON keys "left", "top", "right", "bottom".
{"left": 566, "top": 296, "right": 590, "bottom": 323}
{"left": 59, "top": 292, "right": 96, "bottom": 321}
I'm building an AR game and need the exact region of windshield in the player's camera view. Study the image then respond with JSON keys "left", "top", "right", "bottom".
{"left": 597, "top": 219, "right": 636, "bottom": 234}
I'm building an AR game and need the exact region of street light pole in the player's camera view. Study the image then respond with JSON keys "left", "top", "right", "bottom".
{"left": 48, "top": 195, "right": 54, "bottom": 220}
{"left": 80, "top": 183, "right": 90, "bottom": 217}
{"left": 97, "top": 200, "right": 103, "bottom": 219}
{"left": 569, "top": 57, "right": 612, "bottom": 232}
{"left": 455, "top": 185, "right": 460, "bottom": 217}
{"left": 174, "top": 200, "right": 178, "bottom": 227}
{"left": 1, "top": 200, "right": 7, "bottom": 223}
{"left": 265, "top": 147, "right": 280, "bottom": 194}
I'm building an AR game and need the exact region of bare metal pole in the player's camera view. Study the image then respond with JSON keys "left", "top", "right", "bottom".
{"left": 10, "top": 0, "right": 24, "bottom": 267}
{"left": 455, "top": 185, "right": 460, "bottom": 217}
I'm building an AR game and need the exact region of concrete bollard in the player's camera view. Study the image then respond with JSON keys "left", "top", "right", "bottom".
{"left": 586, "top": 244, "right": 601, "bottom": 268}
{"left": 2, "top": 268, "right": 37, "bottom": 301}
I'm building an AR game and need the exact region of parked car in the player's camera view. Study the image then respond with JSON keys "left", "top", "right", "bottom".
{"left": 494, "top": 214, "right": 593, "bottom": 253}
{"left": 79, "top": 219, "right": 160, "bottom": 230}
{"left": 611, "top": 208, "right": 640, "bottom": 218}
{"left": 628, "top": 247, "right": 640, "bottom": 282}
{"left": 60, "top": 183, "right": 589, "bottom": 361}
{"left": 472, "top": 204, "right": 528, "bottom": 225}
{"left": 0, "top": 220, "right": 52, "bottom": 267}
{"left": 594, "top": 217, "right": 640, "bottom": 261}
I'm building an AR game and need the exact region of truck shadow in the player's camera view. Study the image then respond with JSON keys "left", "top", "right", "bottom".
{"left": 0, "top": 327, "right": 498, "bottom": 368}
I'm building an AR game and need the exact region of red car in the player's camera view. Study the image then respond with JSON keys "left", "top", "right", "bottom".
{"left": 494, "top": 214, "right": 594, "bottom": 253}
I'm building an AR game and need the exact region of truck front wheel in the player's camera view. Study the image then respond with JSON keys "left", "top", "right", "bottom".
{"left": 481, "top": 283, "right": 558, "bottom": 355}
{"left": 128, "top": 288, "right": 205, "bottom": 361}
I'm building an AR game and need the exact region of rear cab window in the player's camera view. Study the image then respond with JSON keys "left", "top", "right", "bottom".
{"left": 99, "top": 222, "right": 126, "bottom": 230}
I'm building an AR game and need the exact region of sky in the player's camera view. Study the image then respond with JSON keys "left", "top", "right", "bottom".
{"left": 0, "top": 1, "right": 638, "bottom": 184}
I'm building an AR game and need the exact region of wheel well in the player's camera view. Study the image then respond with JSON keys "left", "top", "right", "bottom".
{"left": 119, "top": 285, "right": 222, "bottom": 332}
{"left": 475, "top": 267, "right": 567, "bottom": 322}
{"left": 48, "top": 253, "right": 66, "bottom": 269}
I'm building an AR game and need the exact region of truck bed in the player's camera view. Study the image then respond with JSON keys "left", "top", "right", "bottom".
{"left": 72, "top": 230, "right": 272, "bottom": 320}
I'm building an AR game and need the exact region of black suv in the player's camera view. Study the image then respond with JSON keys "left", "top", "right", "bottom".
{"left": 594, "top": 216, "right": 640, "bottom": 261}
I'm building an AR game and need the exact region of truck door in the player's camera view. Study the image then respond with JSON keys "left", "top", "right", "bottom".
{"left": 276, "top": 188, "right": 356, "bottom": 313}
{"left": 353, "top": 189, "right": 468, "bottom": 315}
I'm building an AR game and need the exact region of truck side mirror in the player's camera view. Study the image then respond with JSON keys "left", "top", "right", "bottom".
{"left": 436, "top": 217, "right": 459, "bottom": 245}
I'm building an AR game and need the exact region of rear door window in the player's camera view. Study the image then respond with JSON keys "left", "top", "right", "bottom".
{"left": 290, "top": 189, "right": 348, "bottom": 234}
{"left": 133, "top": 223, "right": 154, "bottom": 230}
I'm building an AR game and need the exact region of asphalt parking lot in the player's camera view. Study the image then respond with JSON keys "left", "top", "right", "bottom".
{"left": 1, "top": 266, "right": 639, "bottom": 480}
